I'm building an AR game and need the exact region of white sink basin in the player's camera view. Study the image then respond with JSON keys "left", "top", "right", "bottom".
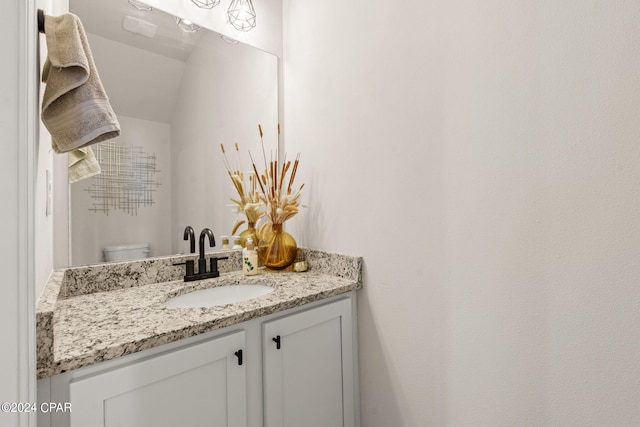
{"left": 165, "top": 284, "right": 275, "bottom": 308}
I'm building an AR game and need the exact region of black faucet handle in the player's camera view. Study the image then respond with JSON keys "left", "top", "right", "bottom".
{"left": 173, "top": 259, "right": 195, "bottom": 277}
{"left": 185, "top": 259, "right": 195, "bottom": 276}
{"left": 209, "top": 256, "right": 229, "bottom": 274}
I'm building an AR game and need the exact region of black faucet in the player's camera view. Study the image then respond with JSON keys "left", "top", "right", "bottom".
{"left": 174, "top": 228, "right": 228, "bottom": 282}
{"left": 198, "top": 228, "right": 216, "bottom": 274}
{"left": 183, "top": 226, "right": 196, "bottom": 253}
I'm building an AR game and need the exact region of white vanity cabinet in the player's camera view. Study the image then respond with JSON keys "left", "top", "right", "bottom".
{"left": 38, "top": 294, "right": 359, "bottom": 427}
{"left": 43, "top": 331, "right": 247, "bottom": 427}
{"left": 262, "top": 298, "right": 356, "bottom": 427}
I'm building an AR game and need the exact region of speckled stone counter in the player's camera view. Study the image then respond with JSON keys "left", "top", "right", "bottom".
{"left": 36, "top": 248, "right": 362, "bottom": 379}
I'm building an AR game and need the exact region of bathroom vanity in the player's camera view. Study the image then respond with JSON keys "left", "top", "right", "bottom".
{"left": 36, "top": 249, "right": 362, "bottom": 427}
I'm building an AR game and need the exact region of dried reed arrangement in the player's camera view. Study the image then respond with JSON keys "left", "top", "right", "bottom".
{"left": 220, "top": 142, "right": 265, "bottom": 235}
{"left": 249, "top": 124, "right": 303, "bottom": 237}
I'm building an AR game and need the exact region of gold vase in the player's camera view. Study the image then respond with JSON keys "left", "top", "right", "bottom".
{"left": 258, "top": 223, "right": 297, "bottom": 269}
{"left": 239, "top": 222, "right": 258, "bottom": 248}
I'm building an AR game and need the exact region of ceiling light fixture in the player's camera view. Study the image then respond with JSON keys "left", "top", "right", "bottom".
{"left": 122, "top": 16, "right": 158, "bottom": 38}
{"left": 227, "top": 0, "right": 256, "bottom": 32}
{"left": 191, "top": 0, "right": 220, "bottom": 9}
{"left": 185, "top": 0, "right": 257, "bottom": 32}
{"left": 175, "top": 17, "right": 201, "bottom": 33}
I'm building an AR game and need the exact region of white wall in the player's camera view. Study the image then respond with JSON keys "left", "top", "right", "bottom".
{"left": 62, "top": 34, "right": 182, "bottom": 265}
{"left": 70, "top": 115, "right": 172, "bottom": 265}
{"left": 37, "top": 0, "right": 71, "bottom": 302}
{"left": 0, "top": 1, "right": 31, "bottom": 423}
{"left": 35, "top": 1, "right": 55, "bottom": 298}
{"left": 86, "top": 33, "right": 186, "bottom": 124}
{"left": 50, "top": 0, "right": 70, "bottom": 272}
{"left": 283, "top": 1, "right": 640, "bottom": 426}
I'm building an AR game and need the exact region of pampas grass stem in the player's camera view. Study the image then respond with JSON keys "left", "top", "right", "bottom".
{"left": 251, "top": 123, "right": 303, "bottom": 226}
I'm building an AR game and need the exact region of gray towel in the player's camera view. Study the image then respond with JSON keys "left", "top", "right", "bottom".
{"left": 41, "top": 13, "right": 120, "bottom": 153}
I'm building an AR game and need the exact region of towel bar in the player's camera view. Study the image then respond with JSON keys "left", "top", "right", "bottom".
{"left": 38, "top": 9, "right": 45, "bottom": 33}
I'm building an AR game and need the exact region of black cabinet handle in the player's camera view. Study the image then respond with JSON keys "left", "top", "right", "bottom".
{"left": 234, "top": 349, "right": 243, "bottom": 366}
{"left": 272, "top": 335, "right": 281, "bottom": 350}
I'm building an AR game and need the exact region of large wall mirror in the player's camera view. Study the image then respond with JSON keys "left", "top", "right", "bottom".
{"left": 68, "top": 0, "right": 278, "bottom": 266}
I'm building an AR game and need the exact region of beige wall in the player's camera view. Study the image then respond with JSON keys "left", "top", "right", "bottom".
{"left": 283, "top": 0, "right": 640, "bottom": 425}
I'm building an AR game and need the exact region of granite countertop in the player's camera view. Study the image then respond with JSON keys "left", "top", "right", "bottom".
{"left": 36, "top": 248, "right": 362, "bottom": 379}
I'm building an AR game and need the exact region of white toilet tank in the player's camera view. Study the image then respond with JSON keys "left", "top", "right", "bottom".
{"left": 103, "top": 243, "right": 150, "bottom": 262}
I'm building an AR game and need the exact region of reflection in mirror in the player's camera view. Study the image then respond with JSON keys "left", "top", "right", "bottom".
{"left": 68, "top": 0, "right": 278, "bottom": 266}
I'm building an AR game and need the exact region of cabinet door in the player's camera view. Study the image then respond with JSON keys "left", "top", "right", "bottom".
{"left": 263, "top": 298, "right": 355, "bottom": 427}
{"left": 69, "top": 331, "right": 246, "bottom": 427}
